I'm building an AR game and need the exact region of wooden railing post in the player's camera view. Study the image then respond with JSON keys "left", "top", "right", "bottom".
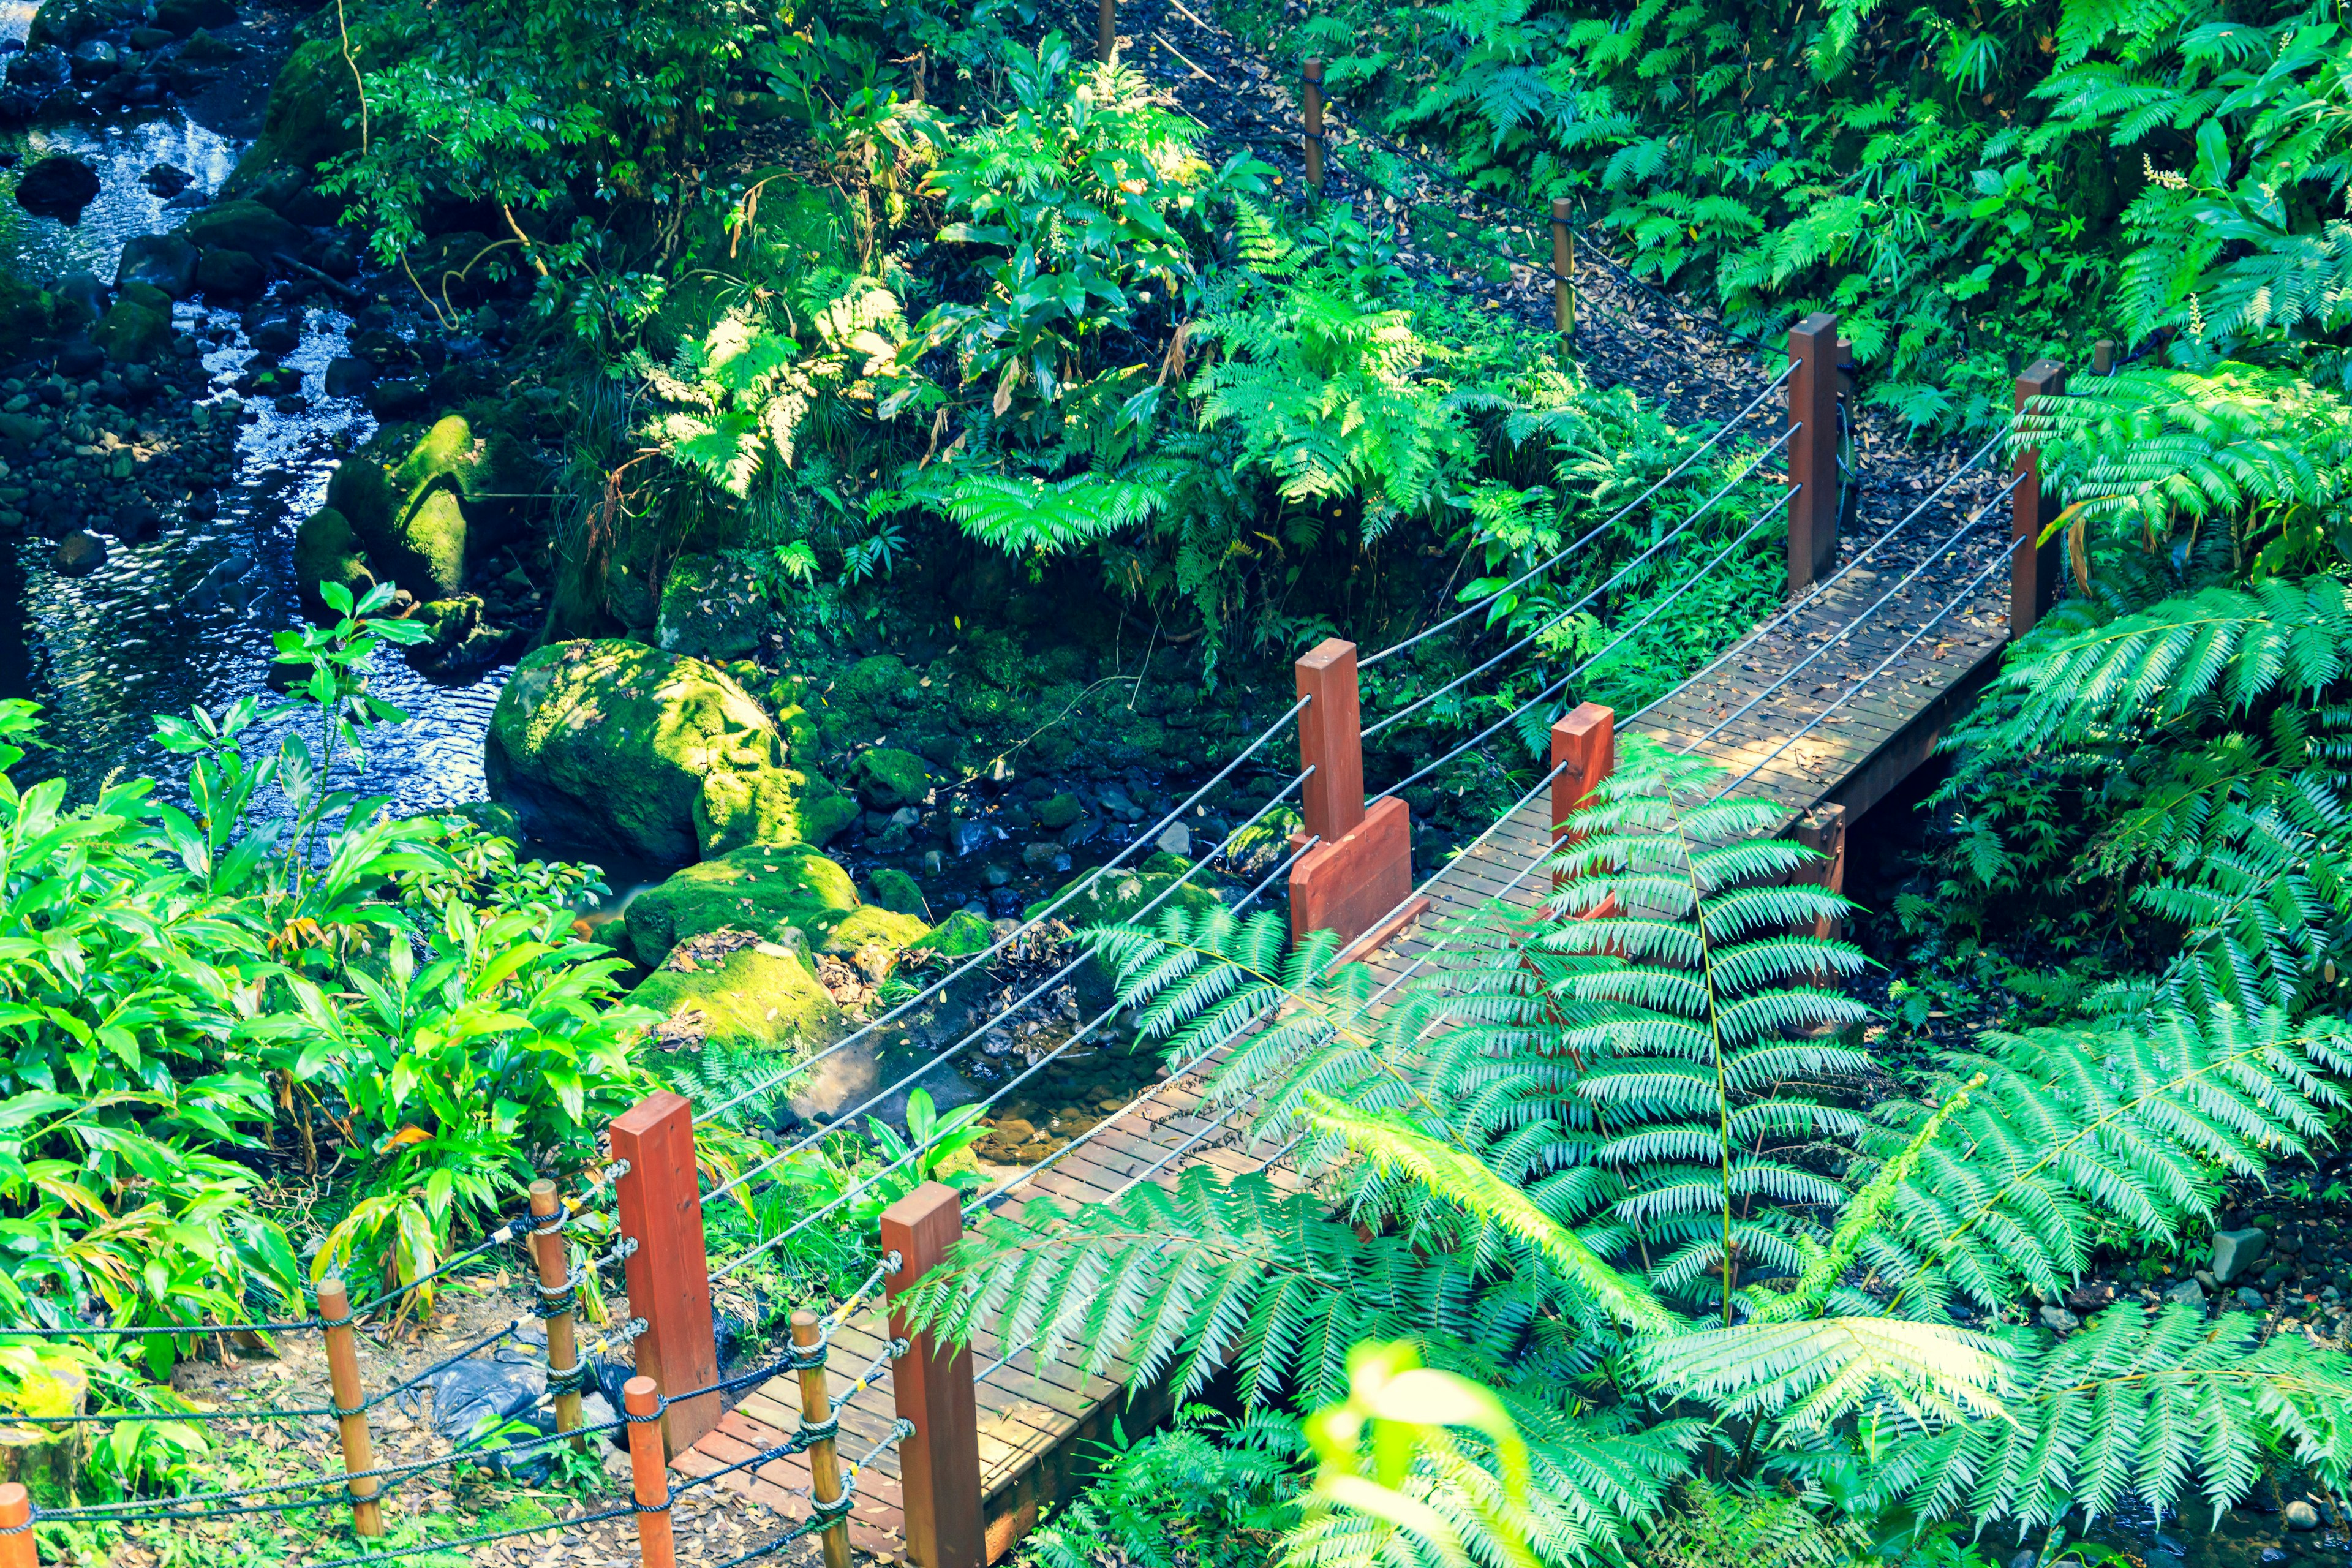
{"left": 612, "top": 1092, "right": 720, "bottom": 1454}
{"left": 1792, "top": 804, "right": 1847, "bottom": 941}
{"left": 2010, "top": 358, "right": 2068, "bottom": 639}
{"left": 1550, "top": 199, "right": 1575, "bottom": 352}
{"left": 882, "top": 1183, "right": 984, "bottom": 1568}
{"left": 1548, "top": 703, "right": 1614, "bottom": 884}
{"left": 1302, "top": 59, "right": 1327, "bottom": 192}
{"left": 2092, "top": 338, "right": 2114, "bottom": 375}
{"left": 317, "top": 1278, "right": 383, "bottom": 1537}
{"left": 529, "top": 1179, "right": 585, "bottom": 1450}
{"left": 0, "top": 1482, "right": 36, "bottom": 1568}
{"left": 1295, "top": 638, "right": 1364, "bottom": 849}
{"left": 1096, "top": 0, "right": 1116, "bottom": 64}
{"left": 625, "top": 1376, "right": 678, "bottom": 1568}
{"left": 794, "top": 1311, "right": 853, "bottom": 1568}
{"left": 1786, "top": 312, "right": 1841, "bottom": 595}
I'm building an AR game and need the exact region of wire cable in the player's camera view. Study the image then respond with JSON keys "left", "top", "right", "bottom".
{"left": 1363, "top": 425, "right": 1796, "bottom": 741}
{"left": 1357, "top": 364, "right": 1795, "bottom": 671}
{"left": 693, "top": 694, "right": 1312, "bottom": 1129}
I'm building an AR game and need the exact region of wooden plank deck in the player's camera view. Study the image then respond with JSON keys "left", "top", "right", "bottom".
{"left": 675, "top": 533, "right": 2014, "bottom": 1559}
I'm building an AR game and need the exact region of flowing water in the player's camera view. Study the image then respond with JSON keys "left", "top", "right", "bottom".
{"left": 0, "top": 100, "right": 506, "bottom": 815}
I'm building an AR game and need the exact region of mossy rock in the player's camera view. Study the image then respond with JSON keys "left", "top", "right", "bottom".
{"left": 866, "top": 867, "right": 927, "bottom": 918}
{"left": 0, "top": 272, "right": 65, "bottom": 360}
{"left": 911, "top": 909, "right": 993, "bottom": 957}
{"left": 1035, "top": 792, "right": 1083, "bottom": 831}
{"left": 215, "top": 39, "right": 361, "bottom": 198}
{"left": 447, "top": 800, "right": 524, "bottom": 840}
{"left": 325, "top": 454, "right": 391, "bottom": 537}
{"left": 1025, "top": 867, "right": 1222, "bottom": 930}
{"left": 822, "top": 904, "right": 929, "bottom": 956}
{"left": 292, "top": 507, "right": 372, "bottom": 616}
{"left": 657, "top": 552, "right": 767, "bottom": 662}
{"left": 622, "top": 843, "right": 860, "bottom": 968}
{"left": 629, "top": 941, "right": 842, "bottom": 1054}
{"left": 91, "top": 299, "right": 170, "bottom": 364}
{"left": 487, "top": 640, "right": 851, "bottom": 864}
{"left": 693, "top": 764, "right": 855, "bottom": 858}
{"left": 179, "top": 198, "right": 301, "bottom": 260}
{"left": 386, "top": 485, "right": 467, "bottom": 599}
{"left": 26, "top": 0, "right": 141, "bottom": 48}
{"left": 851, "top": 747, "right": 929, "bottom": 810}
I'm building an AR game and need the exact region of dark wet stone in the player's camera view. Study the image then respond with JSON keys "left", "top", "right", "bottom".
{"left": 51, "top": 527, "right": 103, "bottom": 574}
{"left": 15, "top": 154, "right": 98, "bottom": 218}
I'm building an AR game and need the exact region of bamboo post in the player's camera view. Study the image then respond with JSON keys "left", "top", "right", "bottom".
{"left": 317, "top": 1278, "right": 384, "bottom": 1537}
{"left": 1785, "top": 312, "right": 1842, "bottom": 595}
{"left": 529, "top": 1179, "right": 585, "bottom": 1450}
{"left": 1302, "top": 59, "right": 1326, "bottom": 192}
{"left": 0, "top": 1482, "right": 34, "bottom": 1568}
{"left": 794, "top": 1311, "right": 853, "bottom": 1568}
{"left": 612, "top": 1092, "right": 720, "bottom": 1453}
{"left": 1096, "top": 0, "right": 1116, "bottom": 64}
{"left": 625, "top": 1376, "right": 677, "bottom": 1568}
{"left": 2010, "top": 358, "right": 2068, "bottom": 638}
{"left": 2092, "top": 338, "right": 2114, "bottom": 375}
{"left": 1550, "top": 199, "right": 1575, "bottom": 351}
{"left": 883, "top": 1183, "right": 983, "bottom": 1568}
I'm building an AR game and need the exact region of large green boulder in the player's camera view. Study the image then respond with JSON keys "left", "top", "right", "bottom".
{"left": 219, "top": 39, "right": 364, "bottom": 200}
{"left": 629, "top": 938, "right": 843, "bottom": 1055}
{"left": 824, "top": 904, "right": 930, "bottom": 955}
{"left": 866, "top": 867, "right": 927, "bottom": 918}
{"left": 623, "top": 843, "right": 860, "bottom": 968}
{"left": 179, "top": 199, "right": 301, "bottom": 261}
{"left": 292, "top": 507, "right": 372, "bottom": 614}
{"left": 91, "top": 298, "right": 170, "bottom": 365}
{"left": 912, "top": 909, "right": 993, "bottom": 957}
{"left": 850, "top": 747, "right": 929, "bottom": 810}
{"left": 26, "top": 0, "right": 142, "bottom": 48}
{"left": 486, "top": 640, "right": 855, "bottom": 864}
{"left": 656, "top": 553, "right": 767, "bottom": 662}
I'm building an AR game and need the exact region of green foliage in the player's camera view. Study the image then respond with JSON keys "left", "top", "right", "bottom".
{"left": 1021, "top": 1408, "right": 1297, "bottom": 1568}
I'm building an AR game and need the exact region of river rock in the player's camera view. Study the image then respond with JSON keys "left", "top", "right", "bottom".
{"left": 292, "top": 507, "right": 371, "bottom": 612}
{"left": 194, "top": 246, "right": 262, "bottom": 298}
{"left": 866, "top": 867, "right": 927, "bottom": 918}
{"left": 152, "top": 0, "right": 233, "bottom": 35}
{"left": 323, "top": 355, "right": 372, "bottom": 396}
{"left": 25, "top": 0, "right": 141, "bottom": 49}
{"left": 127, "top": 26, "right": 172, "bottom": 50}
{"left": 14, "top": 156, "right": 97, "bottom": 219}
{"left": 654, "top": 551, "right": 764, "bottom": 660}
{"left": 66, "top": 39, "right": 118, "bottom": 80}
{"left": 485, "top": 639, "right": 858, "bottom": 864}
{"left": 51, "top": 529, "right": 102, "bottom": 575}
{"left": 140, "top": 163, "right": 192, "bottom": 197}
{"left": 92, "top": 299, "right": 169, "bottom": 364}
{"left": 621, "top": 843, "right": 914, "bottom": 968}
{"left": 629, "top": 939, "right": 843, "bottom": 1055}
{"left": 850, "top": 747, "right": 929, "bottom": 810}
{"left": 180, "top": 198, "right": 299, "bottom": 260}
{"left": 4, "top": 46, "right": 67, "bottom": 92}
{"left": 1035, "top": 791, "right": 1083, "bottom": 831}
{"left": 2286, "top": 1501, "right": 2321, "bottom": 1531}
{"left": 2162, "top": 1278, "right": 2207, "bottom": 1307}
{"left": 246, "top": 312, "right": 298, "bottom": 355}
{"left": 53, "top": 339, "right": 100, "bottom": 377}
{"left": 2212, "top": 1227, "right": 2267, "bottom": 1283}
{"left": 115, "top": 232, "right": 197, "bottom": 297}
{"left": 366, "top": 377, "right": 424, "bottom": 417}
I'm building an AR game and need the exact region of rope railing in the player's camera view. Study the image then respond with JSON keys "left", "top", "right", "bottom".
{"left": 692, "top": 693, "right": 1314, "bottom": 1129}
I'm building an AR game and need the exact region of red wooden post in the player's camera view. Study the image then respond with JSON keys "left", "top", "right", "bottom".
{"left": 0, "top": 1482, "right": 35, "bottom": 1568}
{"left": 1302, "top": 59, "right": 1327, "bottom": 192}
{"left": 2011, "top": 358, "right": 2068, "bottom": 638}
{"left": 1548, "top": 703, "right": 1615, "bottom": 847}
{"left": 1294, "top": 638, "right": 1364, "bottom": 849}
{"left": 1550, "top": 199, "right": 1575, "bottom": 351}
{"left": 882, "top": 1183, "right": 984, "bottom": 1568}
{"left": 1786, "top": 312, "right": 1841, "bottom": 594}
{"left": 625, "top": 1376, "right": 679, "bottom": 1568}
{"left": 612, "top": 1092, "right": 720, "bottom": 1454}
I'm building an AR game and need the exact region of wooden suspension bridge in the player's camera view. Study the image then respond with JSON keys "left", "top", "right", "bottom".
{"left": 651, "top": 325, "right": 2077, "bottom": 1566}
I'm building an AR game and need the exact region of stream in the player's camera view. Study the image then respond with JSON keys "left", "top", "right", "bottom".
{"left": 0, "top": 92, "right": 506, "bottom": 816}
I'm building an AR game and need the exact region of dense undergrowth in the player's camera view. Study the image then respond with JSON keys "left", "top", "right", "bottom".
{"left": 20, "top": 0, "right": 2352, "bottom": 1559}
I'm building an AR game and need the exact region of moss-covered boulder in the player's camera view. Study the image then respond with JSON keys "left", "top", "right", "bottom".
{"left": 622, "top": 843, "right": 859, "bottom": 968}
{"left": 0, "top": 272, "right": 67, "bottom": 361}
{"left": 179, "top": 199, "right": 301, "bottom": 261}
{"left": 486, "top": 640, "right": 854, "bottom": 864}
{"left": 630, "top": 938, "right": 842, "bottom": 1054}
{"left": 218, "top": 39, "right": 364, "bottom": 200}
{"left": 91, "top": 298, "right": 170, "bottom": 364}
{"left": 866, "top": 867, "right": 927, "bottom": 918}
{"left": 656, "top": 552, "right": 767, "bottom": 661}
{"left": 823, "top": 903, "right": 929, "bottom": 954}
{"left": 26, "top": 0, "right": 141, "bottom": 49}
{"left": 292, "top": 507, "right": 372, "bottom": 613}
{"left": 911, "top": 909, "right": 993, "bottom": 957}
{"left": 850, "top": 747, "right": 929, "bottom": 810}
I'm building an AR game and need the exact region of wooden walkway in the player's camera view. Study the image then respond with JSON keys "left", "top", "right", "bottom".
{"left": 673, "top": 527, "right": 2014, "bottom": 1561}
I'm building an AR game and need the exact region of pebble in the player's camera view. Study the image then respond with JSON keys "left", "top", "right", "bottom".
{"left": 51, "top": 529, "right": 104, "bottom": 575}
{"left": 2288, "top": 1500, "right": 2323, "bottom": 1531}
{"left": 2037, "top": 1305, "right": 2078, "bottom": 1333}
{"left": 1156, "top": 821, "right": 1191, "bottom": 857}
{"left": 2238, "top": 1286, "right": 2268, "bottom": 1311}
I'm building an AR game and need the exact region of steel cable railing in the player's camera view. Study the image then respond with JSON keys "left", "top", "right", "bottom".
{"left": 692, "top": 693, "right": 1313, "bottom": 1129}
{"left": 1356, "top": 365, "right": 1796, "bottom": 673}
{"left": 1363, "top": 425, "right": 1796, "bottom": 742}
